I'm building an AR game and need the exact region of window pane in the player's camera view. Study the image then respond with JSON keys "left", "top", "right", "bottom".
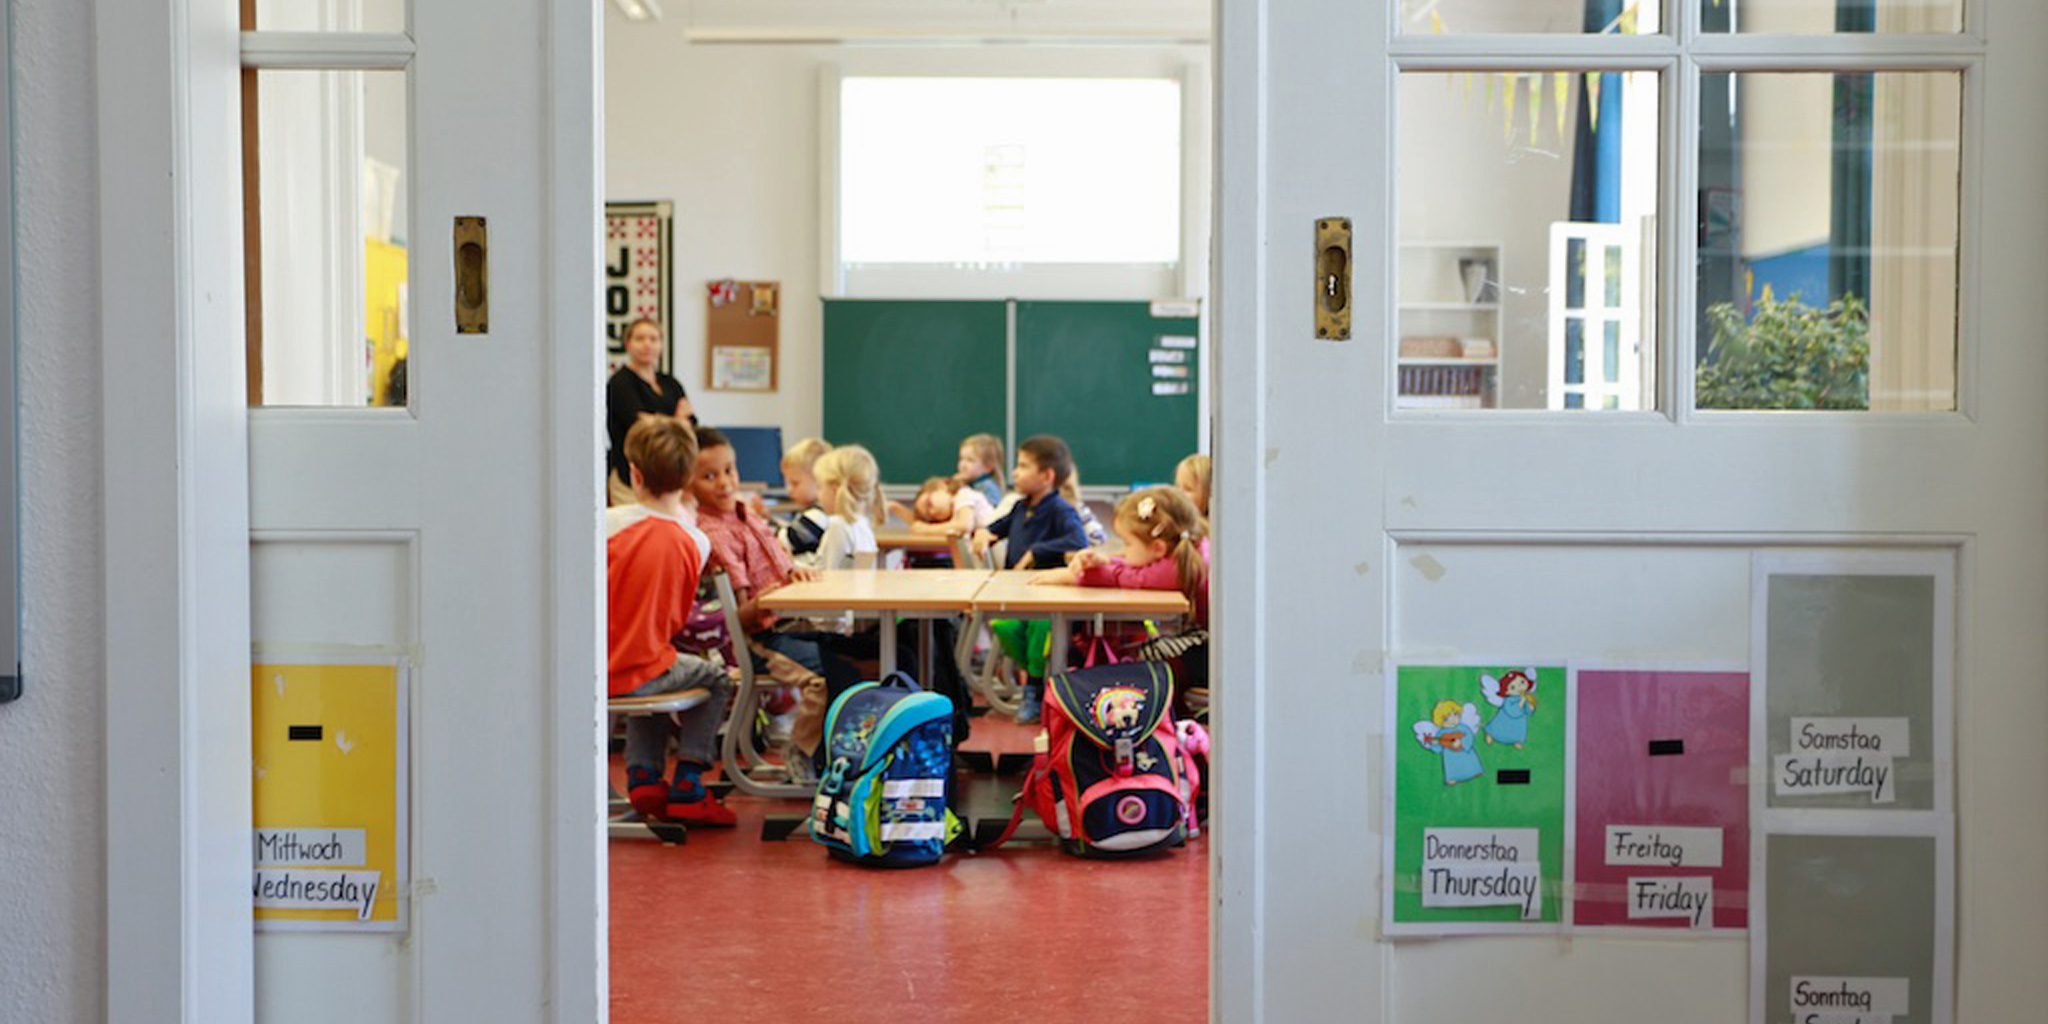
{"left": 838, "top": 77, "right": 1180, "bottom": 265}
{"left": 1565, "top": 320, "right": 1585, "bottom": 384}
{"left": 251, "top": 69, "right": 410, "bottom": 407}
{"left": 1398, "top": 71, "right": 1660, "bottom": 412}
{"left": 1702, "top": 0, "right": 1960, "bottom": 34}
{"left": 1695, "top": 72, "right": 1960, "bottom": 412}
{"left": 255, "top": 0, "right": 405, "bottom": 33}
{"left": 1401, "top": 0, "right": 1659, "bottom": 34}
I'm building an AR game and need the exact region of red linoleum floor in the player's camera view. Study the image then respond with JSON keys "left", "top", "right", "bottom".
{"left": 607, "top": 717, "right": 1209, "bottom": 1024}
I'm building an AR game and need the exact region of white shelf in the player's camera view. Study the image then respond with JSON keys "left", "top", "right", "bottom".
{"left": 1397, "top": 242, "right": 1502, "bottom": 410}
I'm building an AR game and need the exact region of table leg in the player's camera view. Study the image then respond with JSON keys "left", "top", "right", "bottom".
{"left": 917, "top": 618, "right": 934, "bottom": 686}
{"left": 1047, "top": 615, "right": 1071, "bottom": 675}
{"left": 879, "top": 614, "right": 898, "bottom": 677}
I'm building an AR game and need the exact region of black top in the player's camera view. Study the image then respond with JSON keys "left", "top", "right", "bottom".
{"left": 606, "top": 366, "right": 691, "bottom": 484}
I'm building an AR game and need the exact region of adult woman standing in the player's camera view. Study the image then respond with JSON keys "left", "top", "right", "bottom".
{"left": 606, "top": 317, "right": 696, "bottom": 505}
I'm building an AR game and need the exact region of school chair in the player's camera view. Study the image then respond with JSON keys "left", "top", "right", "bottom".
{"left": 712, "top": 568, "right": 813, "bottom": 802}
{"left": 606, "top": 686, "right": 714, "bottom": 846}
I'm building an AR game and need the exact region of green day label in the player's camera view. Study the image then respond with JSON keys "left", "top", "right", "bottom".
{"left": 1420, "top": 828, "right": 1542, "bottom": 920}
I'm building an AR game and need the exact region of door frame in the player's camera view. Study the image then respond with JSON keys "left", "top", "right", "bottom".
{"left": 98, "top": 0, "right": 253, "bottom": 1020}
{"left": 97, "top": 0, "right": 604, "bottom": 1020}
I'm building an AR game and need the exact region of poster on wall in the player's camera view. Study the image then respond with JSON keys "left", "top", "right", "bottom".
{"left": 1750, "top": 551, "right": 1955, "bottom": 1024}
{"left": 252, "top": 658, "right": 410, "bottom": 932}
{"left": 1386, "top": 662, "right": 1570, "bottom": 934}
{"left": 1756, "top": 557, "right": 1949, "bottom": 815}
{"left": 1572, "top": 666, "right": 1750, "bottom": 932}
{"left": 1756, "top": 829, "right": 1951, "bottom": 1024}
{"left": 604, "top": 200, "right": 674, "bottom": 376}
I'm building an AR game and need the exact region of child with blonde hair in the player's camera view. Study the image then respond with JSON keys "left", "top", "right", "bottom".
{"left": 890, "top": 475, "right": 996, "bottom": 536}
{"left": 956, "top": 433, "right": 1007, "bottom": 509}
{"left": 1033, "top": 485, "right": 1212, "bottom": 710}
{"left": 1174, "top": 453, "right": 1212, "bottom": 521}
{"left": 777, "top": 436, "right": 833, "bottom": 562}
{"left": 809, "top": 445, "right": 883, "bottom": 573}
{"left": 1033, "top": 486, "right": 1209, "bottom": 624}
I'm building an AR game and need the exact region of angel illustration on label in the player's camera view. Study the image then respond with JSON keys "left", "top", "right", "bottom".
{"left": 1481, "top": 669, "right": 1539, "bottom": 748}
{"left": 1413, "top": 700, "right": 1484, "bottom": 785}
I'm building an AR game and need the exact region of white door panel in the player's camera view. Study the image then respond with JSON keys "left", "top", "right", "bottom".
{"left": 245, "top": 0, "right": 601, "bottom": 1020}
{"left": 1223, "top": 1, "right": 2048, "bottom": 1021}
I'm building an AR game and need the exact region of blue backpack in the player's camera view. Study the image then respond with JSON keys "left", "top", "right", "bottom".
{"left": 810, "top": 672, "right": 960, "bottom": 867}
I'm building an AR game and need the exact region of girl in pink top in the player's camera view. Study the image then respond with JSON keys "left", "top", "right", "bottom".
{"left": 1030, "top": 486, "right": 1209, "bottom": 627}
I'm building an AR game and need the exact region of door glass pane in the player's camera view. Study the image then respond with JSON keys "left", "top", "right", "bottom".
{"left": 1398, "top": 71, "right": 1660, "bottom": 412}
{"left": 1702, "top": 0, "right": 1961, "bottom": 34}
{"left": 1566, "top": 237, "right": 1587, "bottom": 309}
{"left": 1565, "top": 319, "right": 1585, "bottom": 384}
{"left": 251, "top": 69, "right": 411, "bottom": 407}
{"left": 1695, "top": 72, "right": 1960, "bottom": 412}
{"left": 255, "top": 0, "right": 406, "bottom": 33}
{"left": 1400, "top": 0, "right": 1659, "bottom": 34}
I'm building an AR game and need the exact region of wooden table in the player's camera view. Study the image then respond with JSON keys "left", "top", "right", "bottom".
{"left": 969, "top": 570, "right": 1190, "bottom": 674}
{"left": 757, "top": 567, "right": 1191, "bottom": 688}
{"left": 873, "top": 528, "right": 973, "bottom": 566}
{"left": 758, "top": 568, "right": 992, "bottom": 676}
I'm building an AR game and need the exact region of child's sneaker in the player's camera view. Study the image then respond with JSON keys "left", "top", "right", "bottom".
{"left": 1014, "top": 681, "right": 1042, "bottom": 724}
{"left": 664, "top": 793, "right": 738, "bottom": 827}
{"left": 625, "top": 765, "right": 669, "bottom": 820}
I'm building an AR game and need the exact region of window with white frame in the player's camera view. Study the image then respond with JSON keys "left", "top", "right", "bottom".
{"left": 1391, "top": 0, "right": 1968, "bottom": 415}
{"left": 829, "top": 74, "right": 1186, "bottom": 299}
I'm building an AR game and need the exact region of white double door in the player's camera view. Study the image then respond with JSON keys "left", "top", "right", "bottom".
{"left": 219, "top": 1, "right": 2047, "bottom": 1023}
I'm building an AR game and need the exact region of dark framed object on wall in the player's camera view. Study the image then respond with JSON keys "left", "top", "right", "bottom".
{"left": 603, "top": 200, "right": 674, "bottom": 375}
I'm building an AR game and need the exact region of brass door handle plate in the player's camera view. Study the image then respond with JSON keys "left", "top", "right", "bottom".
{"left": 1315, "top": 217, "right": 1351, "bottom": 340}
{"left": 454, "top": 216, "right": 488, "bottom": 334}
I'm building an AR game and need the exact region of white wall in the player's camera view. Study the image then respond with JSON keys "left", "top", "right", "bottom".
{"left": 0, "top": 0, "right": 106, "bottom": 1021}
{"left": 602, "top": 27, "right": 1210, "bottom": 442}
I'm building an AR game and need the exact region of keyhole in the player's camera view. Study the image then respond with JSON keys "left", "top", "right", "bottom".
{"left": 1319, "top": 245, "right": 1349, "bottom": 313}
{"left": 458, "top": 242, "right": 486, "bottom": 310}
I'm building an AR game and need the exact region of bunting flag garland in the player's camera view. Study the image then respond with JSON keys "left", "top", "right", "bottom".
{"left": 1406, "top": 0, "right": 1643, "bottom": 148}
{"left": 1555, "top": 72, "right": 1571, "bottom": 140}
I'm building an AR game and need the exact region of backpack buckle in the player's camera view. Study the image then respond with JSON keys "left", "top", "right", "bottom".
{"left": 1114, "top": 737, "right": 1135, "bottom": 776}
{"left": 821, "top": 757, "right": 850, "bottom": 793}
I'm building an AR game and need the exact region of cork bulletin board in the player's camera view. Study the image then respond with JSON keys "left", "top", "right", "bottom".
{"left": 705, "top": 278, "right": 779, "bottom": 392}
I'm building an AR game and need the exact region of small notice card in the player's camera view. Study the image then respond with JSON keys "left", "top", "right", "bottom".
{"left": 1420, "top": 828, "right": 1543, "bottom": 919}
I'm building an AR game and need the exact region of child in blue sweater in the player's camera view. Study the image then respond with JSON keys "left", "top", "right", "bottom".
{"left": 973, "top": 435, "right": 1089, "bottom": 721}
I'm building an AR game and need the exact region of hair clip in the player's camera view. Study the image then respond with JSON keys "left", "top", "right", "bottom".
{"left": 1138, "top": 495, "right": 1157, "bottom": 520}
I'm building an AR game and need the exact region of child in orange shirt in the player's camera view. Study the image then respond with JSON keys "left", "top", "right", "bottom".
{"left": 607, "top": 416, "right": 737, "bottom": 826}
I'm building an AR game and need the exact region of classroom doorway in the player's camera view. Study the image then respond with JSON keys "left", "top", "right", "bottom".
{"left": 600, "top": 6, "right": 1217, "bottom": 1021}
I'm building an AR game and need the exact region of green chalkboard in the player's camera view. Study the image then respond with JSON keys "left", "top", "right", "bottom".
{"left": 822, "top": 300, "right": 1006, "bottom": 483}
{"left": 1016, "top": 301, "right": 1199, "bottom": 488}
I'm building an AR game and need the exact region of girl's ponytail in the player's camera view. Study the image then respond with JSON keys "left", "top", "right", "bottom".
{"left": 1171, "top": 533, "right": 1207, "bottom": 608}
